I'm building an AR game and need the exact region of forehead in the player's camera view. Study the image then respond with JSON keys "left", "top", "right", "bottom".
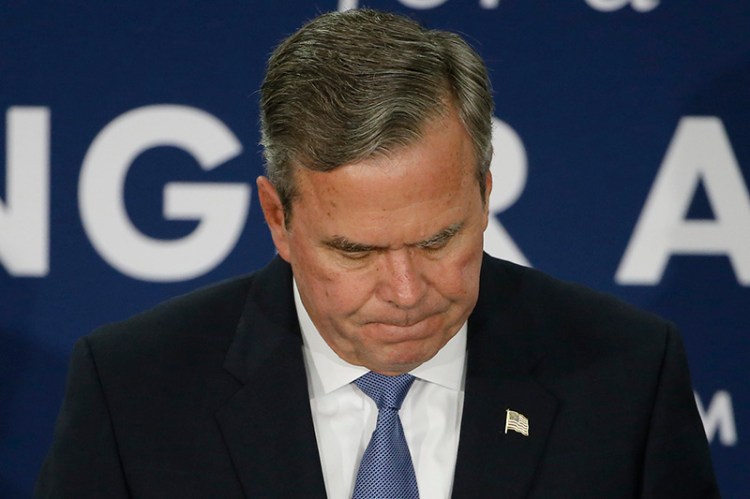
{"left": 290, "top": 111, "right": 480, "bottom": 245}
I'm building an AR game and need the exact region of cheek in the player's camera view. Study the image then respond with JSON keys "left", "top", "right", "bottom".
{"left": 302, "top": 264, "right": 374, "bottom": 318}
{"left": 430, "top": 247, "right": 482, "bottom": 298}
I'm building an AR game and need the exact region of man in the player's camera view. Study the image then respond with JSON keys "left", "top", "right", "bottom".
{"left": 37, "top": 9, "right": 719, "bottom": 498}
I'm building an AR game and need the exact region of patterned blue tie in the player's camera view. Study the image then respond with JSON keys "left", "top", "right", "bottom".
{"left": 352, "top": 371, "right": 420, "bottom": 499}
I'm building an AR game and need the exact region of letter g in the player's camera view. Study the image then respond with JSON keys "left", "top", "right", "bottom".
{"left": 79, "top": 105, "right": 249, "bottom": 281}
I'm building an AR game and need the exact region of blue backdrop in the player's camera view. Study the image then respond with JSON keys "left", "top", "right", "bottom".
{"left": 1, "top": 1, "right": 747, "bottom": 496}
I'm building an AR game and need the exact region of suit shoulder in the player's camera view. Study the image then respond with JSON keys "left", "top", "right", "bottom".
{"left": 85, "top": 273, "right": 256, "bottom": 364}
{"left": 478, "top": 255, "right": 672, "bottom": 346}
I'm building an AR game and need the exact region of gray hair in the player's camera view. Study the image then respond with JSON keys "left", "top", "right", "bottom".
{"left": 260, "top": 9, "right": 494, "bottom": 222}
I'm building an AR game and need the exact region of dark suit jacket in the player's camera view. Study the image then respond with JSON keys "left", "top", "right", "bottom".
{"left": 36, "top": 254, "right": 719, "bottom": 498}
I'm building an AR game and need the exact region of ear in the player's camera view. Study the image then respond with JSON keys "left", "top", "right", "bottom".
{"left": 256, "top": 176, "right": 291, "bottom": 262}
{"left": 482, "top": 170, "right": 493, "bottom": 229}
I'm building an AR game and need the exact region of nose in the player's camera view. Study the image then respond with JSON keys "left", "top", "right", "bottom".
{"left": 378, "top": 249, "right": 427, "bottom": 310}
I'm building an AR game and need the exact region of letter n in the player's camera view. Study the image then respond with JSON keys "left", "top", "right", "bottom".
{"left": 0, "top": 107, "right": 50, "bottom": 276}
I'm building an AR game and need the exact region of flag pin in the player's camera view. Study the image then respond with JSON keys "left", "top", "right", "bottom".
{"left": 505, "top": 409, "right": 529, "bottom": 436}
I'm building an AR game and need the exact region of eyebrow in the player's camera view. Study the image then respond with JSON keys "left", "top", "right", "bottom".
{"left": 324, "top": 222, "right": 464, "bottom": 253}
{"left": 415, "top": 222, "right": 463, "bottom": 248}
{"left": 324, "top": 237, "right": 379, "bottom": 253}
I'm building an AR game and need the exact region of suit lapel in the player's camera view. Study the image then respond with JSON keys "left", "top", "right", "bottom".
{"left": 453, "top": 375, "right": 558, "bottom": 498}
{"left": 453, "top": 255, "right": 559, "bottom": 499}
{"left": 215, "top": 257, "right": 327, "bottom": 497}
{"left": 213, "top": 255, "right": 558, "bottom": 498}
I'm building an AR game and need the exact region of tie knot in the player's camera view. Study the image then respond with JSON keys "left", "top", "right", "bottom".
{"left": 354, "top": 372, "right": 415, "bottom": 410}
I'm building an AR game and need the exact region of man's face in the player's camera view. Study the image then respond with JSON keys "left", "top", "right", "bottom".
{"left": 257, "top": 110, "right": 491, "bottom": 375}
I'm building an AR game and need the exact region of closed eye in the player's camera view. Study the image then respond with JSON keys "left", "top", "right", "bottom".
{"left": 325, "top": 237, "right": 378, "bottom": 259}
{"left": 339, "top": 249, "right": 372, "bottom": 260}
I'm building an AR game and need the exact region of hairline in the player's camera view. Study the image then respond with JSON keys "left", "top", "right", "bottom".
{"left": 280, "top": 112, "right": 491, "bottom": 227}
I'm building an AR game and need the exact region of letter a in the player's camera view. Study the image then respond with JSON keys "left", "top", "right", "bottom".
{"left": 617, "top": 117, "right": 750, "bottom": 285}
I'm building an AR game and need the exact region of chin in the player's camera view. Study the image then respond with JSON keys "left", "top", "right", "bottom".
{"left": 368, "top": 342, "right": 441, "bottom": 374}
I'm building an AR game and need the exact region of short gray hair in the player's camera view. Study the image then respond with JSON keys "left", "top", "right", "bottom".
{"left": 260, "top": 9, "right": 494, "bottom": 222}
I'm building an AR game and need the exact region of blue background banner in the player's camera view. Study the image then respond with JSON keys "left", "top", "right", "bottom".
{"left": 1, "top": 1, "right": 747, "bottom": 496}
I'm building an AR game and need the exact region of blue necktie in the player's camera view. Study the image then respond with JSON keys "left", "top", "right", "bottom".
{"left": 352, "top": 371, "right": 420, "bottom": 499}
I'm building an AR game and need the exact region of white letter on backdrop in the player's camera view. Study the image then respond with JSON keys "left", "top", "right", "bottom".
{"left": 0, "top": 107, "right": 50, "bottom": 276}
{"left": 617, "top": 117, "right": 750, "bottom": 285}
{"left": 484, "top": 117, "right": 530, "bottom": 266}
{"left": 585, "top": 0, "right": 660, "bottom": 12}
{"left": 695, "top": 391, "right": 738, "bottom": 446}
{"left": 79, "top": 105, "right": 249, "bottom": 282}
{"left": 337, "top": 0, "right": 358, "bottom": 11}
{"left": 397, "top": 0, "right": 450, "bottom": 8}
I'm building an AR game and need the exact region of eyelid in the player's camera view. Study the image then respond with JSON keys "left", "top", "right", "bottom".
{"left": 325, "top": 238, "right": 377, "bottom": 256}
{"left": 337, "top": 245, "right": 372, "bottom": 253}
{"left": 339, "top": 246, "right": 379, "bottom": 263}
{"left": 336, "top": 252, "right": 368, "bottom": 262}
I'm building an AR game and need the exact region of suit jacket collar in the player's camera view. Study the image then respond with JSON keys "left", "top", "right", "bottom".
{"left": 216, "top": 256, "right": 327, "bottom": 497}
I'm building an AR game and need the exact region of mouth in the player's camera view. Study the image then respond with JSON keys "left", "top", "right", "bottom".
{"left": 370, "top": 317, "right": 427, "bottom": 328}
{"left": 362, "top": 313, "right": 441, "bottom": 340}
{"left": 364, "top": 310, "right": 434, "bottom": 328}
{"left": 362, "top": 303, "right": 449, "bottom": 327}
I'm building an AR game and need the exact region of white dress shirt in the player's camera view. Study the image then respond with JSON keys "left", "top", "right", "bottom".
{"left": 294, "top": 281, "right": 467, "bottom": 499}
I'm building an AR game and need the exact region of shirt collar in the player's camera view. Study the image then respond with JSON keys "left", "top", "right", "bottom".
{"left": 295, "top": 279, "right": 467, "bottom": 397}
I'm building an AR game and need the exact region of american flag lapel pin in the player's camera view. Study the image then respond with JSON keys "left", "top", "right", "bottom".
{"left": 505, "top": 409, "right": 530, "bottom": 436}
